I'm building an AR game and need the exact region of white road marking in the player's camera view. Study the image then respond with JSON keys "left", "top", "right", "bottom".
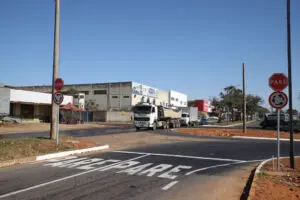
{"left": 185, "top": 159, "right": 264, "bottom": 175}
{"left": 138, "top": 164, "right": 173, "bottom": 177}
{"left": 162, "top": 181, "right": 178, "bottom": 190}
{"left": 77, "top": 159, "right": 120, "bottom": 170}
{"left": 113, "top": 150, "right": 244, "bottom": 162}
{"left": 0, "top": 154, "right": 149, "bottom": 199}
{"left": 44, "top": 157, "right": 88, "bottom": 167}
{"left": 99, "top": 161, "right": 140, "bottom": 171}
{"left": 159, "top": 165, "right": 192, "bottom": 180}
{"left": 117, "top": 163, "right": 154, "bottom": 175}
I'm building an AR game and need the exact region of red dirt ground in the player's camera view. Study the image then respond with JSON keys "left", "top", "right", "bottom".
{"left": 177, "top": 128, "right": 300, "bottom": 139}
{"left": 251, "top": 158, "right": 300, "bottom": 200}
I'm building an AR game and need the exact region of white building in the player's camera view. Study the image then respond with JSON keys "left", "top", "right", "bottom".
{"left": 169, "top": 90, "right": 188, "bottom": 108}
{"left": 0, "top": 85, "right": 72, "bottom": 122}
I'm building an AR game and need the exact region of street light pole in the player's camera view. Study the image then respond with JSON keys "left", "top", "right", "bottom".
{"left": 243, "top": 63, "right": 246, "bottom": 133}
{"left": 50, "top": 0, "right": 60, "bottom": 140}
{"left": 286, "top": 0, "right": 294, "bottom": 169}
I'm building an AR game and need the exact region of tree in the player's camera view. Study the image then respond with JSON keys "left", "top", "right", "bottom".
{"left": 246, "top": 95, "right": 263, "bottom": 120}
{"left": 219, "top": 86, "right": 243, "bottom": 122}
{"left": 211, "top": 85, "right": 264, "bottom": 122}
{"left": 211, "top": 97, "right": 225, "bottom": 123}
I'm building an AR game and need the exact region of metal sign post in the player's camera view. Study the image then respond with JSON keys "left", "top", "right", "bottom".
{"left": 277, "top": 109, "right": 280, "bottom": 170}
{"left": 268, "top": 90, "right": 288, "bottom": 171}
{"left": 53, "top": 77, "right": 64, "bottom": 146}
{"left": 57, "top": 109, "right": 59, "bottom": 146}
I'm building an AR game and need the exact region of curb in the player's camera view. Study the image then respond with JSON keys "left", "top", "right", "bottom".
{"left": 0, "top": 145, "right": 109, "bottom": 168}
{"left": 36, "top": 145, "right": 109, "bottom": 161}
{"left": 232, "top": 136, "right": 300, "bottom": 142}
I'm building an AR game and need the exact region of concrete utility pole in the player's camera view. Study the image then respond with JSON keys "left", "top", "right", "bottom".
{"left": 242, "top": 63, "right": 246, "bottom": 133}
{"left": 286, "top": 0, "right": 294, "bottom": 169}
{"left": 50, "top": 0, "right": 60, "bottom": 140}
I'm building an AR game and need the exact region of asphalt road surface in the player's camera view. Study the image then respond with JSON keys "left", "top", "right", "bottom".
{"left": 0, "top": 126, "right": 136, "bottom": 139}
{"left": 1, "top": 133, "right": 299, "bottom": 200}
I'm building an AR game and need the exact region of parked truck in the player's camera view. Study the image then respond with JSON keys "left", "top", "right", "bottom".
{"left": 180, "top": 107, "right": 198, "bottom": 126}
{"left": 133, "top": 102, "right": 181, "bottom": 131}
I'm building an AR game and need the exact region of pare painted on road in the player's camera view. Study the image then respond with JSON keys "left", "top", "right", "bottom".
{"left": 44, "top": 156, "right": 192, "bottom": 188}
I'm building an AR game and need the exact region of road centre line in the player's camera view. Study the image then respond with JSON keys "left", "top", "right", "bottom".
{"left": 113, "top": 150, "right": 244, "bottom": 162}
{"left": 185, "top": 159, "right": 264, "bottom": 175}
{"left": 162, "top": 181, "right": 178, "bottom": 190}
{"left": 0, "top": 154, "right": 149, "bottom": 199}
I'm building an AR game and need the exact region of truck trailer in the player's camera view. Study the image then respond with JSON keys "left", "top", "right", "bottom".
{"left": 133, "top": 103, "right": 181, "bottom": 131}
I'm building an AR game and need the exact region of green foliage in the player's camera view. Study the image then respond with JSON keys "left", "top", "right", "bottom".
{"left": 211, "top": 85, "right": 264, "bottom": 122}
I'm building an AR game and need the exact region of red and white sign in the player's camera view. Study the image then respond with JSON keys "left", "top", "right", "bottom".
{"left": 268, "top": 91, "right": 288, "bottom": 109}
{"left": 54, "top": 78, "right": 64, "bottom": 91}
{"left": 53, "top": 92, "right": 64, "bottom": 105}
{"left": 269, "top": 73, "right": 288, "bottom": 91}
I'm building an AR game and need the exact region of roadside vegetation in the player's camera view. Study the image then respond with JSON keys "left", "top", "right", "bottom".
{"left": 210, "top": 85, "right": 268, "bottom": 123}
{"left": 0, "top": 136, "right": 95, "bottom": 162}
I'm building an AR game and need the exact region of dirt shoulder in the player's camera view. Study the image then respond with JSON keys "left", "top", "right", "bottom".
{"left": 0, "top": 123, "right": 122, "bottom": 134}
{"left": 176, "top": 128, "right": 300, "bottom": 139}
{"left": 250, "top": 158, "right": 300, "bottom": 200}
{"left": 0, "top": 136, "right": 96, "bottom": 163}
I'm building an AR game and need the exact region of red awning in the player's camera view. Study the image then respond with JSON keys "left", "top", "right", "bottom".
{"left": 60, "top": 103, "right": 85, "bottom": 112}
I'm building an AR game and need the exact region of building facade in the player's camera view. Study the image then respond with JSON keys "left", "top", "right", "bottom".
{"left": 0, "top": 85, "right": 72, "bottom": 122}
{"left": 17, "top": 81, "right": 186, "bottom": 121}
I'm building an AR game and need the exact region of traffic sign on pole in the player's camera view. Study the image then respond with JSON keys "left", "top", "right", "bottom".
{"left": 269, "top": 91, "right": 288, "bottom": 171}
{"left": 268, "top": 91, "right": 288, "bottom": 109}
{"left": 53, "top": 92, "right": 64, "bottom": 105}
{"left": 54, "top": 78, "right": 64, "bottom": 91}
{"left": 269, "top": 73, "right": 288, "bottom": 91}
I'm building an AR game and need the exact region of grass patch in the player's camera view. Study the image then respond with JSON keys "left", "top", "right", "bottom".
{"left": 0, "top": 136, "right": 79, "bottom": 162}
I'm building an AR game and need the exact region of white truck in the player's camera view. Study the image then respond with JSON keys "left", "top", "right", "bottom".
{"left": 180, "top": 107, "right": 198, "bottom": 126}
{"left": 133, "top": 102, "right": 182, "bottom": 131}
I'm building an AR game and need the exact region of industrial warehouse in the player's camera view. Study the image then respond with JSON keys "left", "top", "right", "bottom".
{"left": 14, "top": 81, "right": 188, "bottom": 122}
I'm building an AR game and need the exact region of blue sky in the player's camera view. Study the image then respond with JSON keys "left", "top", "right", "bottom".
{"left": 1, "top": 0, "right": 299, "bottom": 109}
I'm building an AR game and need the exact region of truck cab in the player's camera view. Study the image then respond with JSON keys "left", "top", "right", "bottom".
{"left": 180, "top": 112, "right": 190, "bottom": 126}
{"left": 133, "top": 103, "right": 157, "bottom": 130}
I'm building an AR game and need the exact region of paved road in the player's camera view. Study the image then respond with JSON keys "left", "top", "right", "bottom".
{"left": 0, "top": 126, "right": 135, "bottom": 139}
{"left": 1, "top": 133, "right": 299, "bottom": 200}
{"left": 0, "top": 120, "right": 263, "bottom": 140}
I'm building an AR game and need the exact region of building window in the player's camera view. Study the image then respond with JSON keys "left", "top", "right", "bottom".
{"left": 112, "top": 96, "right": 118, "bottom": 98}
{"left": 79, "top": 91, "right": 89, "bottom": 95}
{"left": 123, "top": 96, "right": 130, "bottom": 98}
{"left": 79, "top": 95, "right": 84, "bottom": 99}
{"left": 94, "top": 90, "right": 107, "bottom": 95}
{"left": 176, "top": 98, "right": 178, "bottom": 101}
{"left": 171, "top": 97, "right": 175, "bottom": 101}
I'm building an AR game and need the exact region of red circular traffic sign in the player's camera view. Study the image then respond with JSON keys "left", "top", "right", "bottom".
{"left": 268, "top": 91, "right": 288, "bottom": 109}
{"left": 53, "top": 92, "right": 64, "bottom": 105}
{"left": 269, "top": 73, "right": 288, "bottom": 91}
{"left": 54, "top": 78, "right": 64, "bottom": 91}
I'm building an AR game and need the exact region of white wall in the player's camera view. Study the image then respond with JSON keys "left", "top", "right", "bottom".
{"left": 9, "top": 89, "right": 73, "bottom": 105}
{"left": 169, "top": 90, "right": 187, "bottom": 107}
{"left": 0, "top": 87, "right": 10, "bottom": 115}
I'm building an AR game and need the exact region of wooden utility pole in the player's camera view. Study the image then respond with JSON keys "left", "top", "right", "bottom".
{"left": 50, "top": 0, "right": 60, "bottom": 140}
{"left": 243, "top": 63, "right": 246, "bottom": 133}
{"left": 286, "top": 0, "right": 294, "bottom": 169}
